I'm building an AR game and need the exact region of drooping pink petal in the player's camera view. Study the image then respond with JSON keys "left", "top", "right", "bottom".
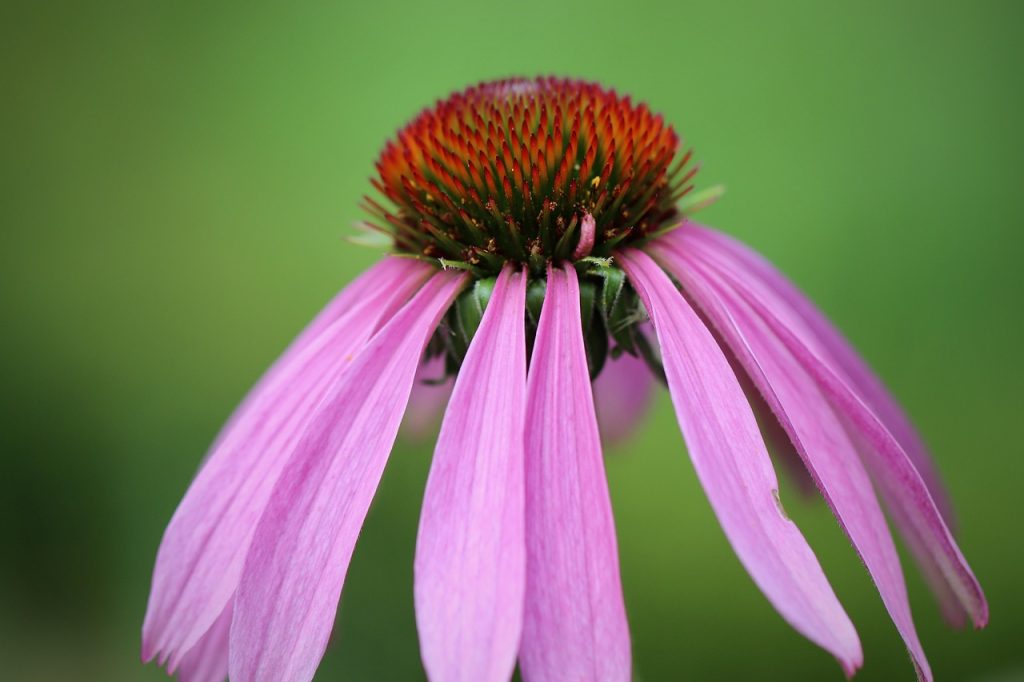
{"left": 678, "top": 230, "right": 974, "bottom": 627}
{"left": 230, "top": 269, "right": 466, "bottom": 682}
{"left": 414, "top": 265, "right": 527, "bottom": 682}
{"left": 593, "top": 347, "right": 655, "bottom": 445}
{"left": 142, "top": 257, "right": 432, "bottom": 667}
{"left": 402, "top": 354, "right": 454, "bottom": 439}
{"left": 670, "top": 223, "right": 957, "bottom": 528}
{"left": 682, "top": 243, "right": 989, "bottom": 629}
{"left": 177, "top": 603, "right": 231, "bottom": 682}
{"left": 617, "top": 248, "right": 862, "bottom": 675}
{"left": 572, "top": 212, "right": 597, "bottom": 259}
{"left": 519, "top": 263, "right": 631, "bottom": 682}
{"left": 652, "top": 240, "right": 932, "bottom": 680}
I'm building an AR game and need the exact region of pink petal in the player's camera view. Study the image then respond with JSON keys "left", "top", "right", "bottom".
{"left": 653, "top": 240, "right": 932, "bottom": 680}
{"left": 402, "top": 354, "right": 454, "bottom": 439}
{"left": 414, "top": 265, "right": 527, "bottom": 682}
{"left": 670, "top": 224, "right": 957, "bottom": 529}
{"left": 593, "top": 347, "right": 655, "bottom": 445}
{"left": 177, "top": 603, "right": 231, "bottom": 682}
{"left": 519, "top": 264, "right": 632, "bottom": 681}
{"left": 681, "top": 243, "right": 988, "bottom": 629}
{"left": 142, "top": 257, "right": 432, "bottom": 667}
{"left": 617, "top": 248, "right": 862, "bottom": 675}
{"left": 572, "top": 212, "right": 597, "bottom": 259}
{"left": 230, "top": 269, "right": 466, "bottom": 682}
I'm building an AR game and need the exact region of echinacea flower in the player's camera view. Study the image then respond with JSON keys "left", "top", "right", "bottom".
{"left": 143, "top": 77, "right": 987, "bottom": 682}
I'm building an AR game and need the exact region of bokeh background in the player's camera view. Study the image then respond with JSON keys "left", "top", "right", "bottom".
{"left": 2, "top": 1, "right": 1022, "bottom": 680}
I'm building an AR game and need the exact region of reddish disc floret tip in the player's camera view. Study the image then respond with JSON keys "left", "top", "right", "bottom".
{"left": 362, "top": 77, "right": 697, "bottom": 273}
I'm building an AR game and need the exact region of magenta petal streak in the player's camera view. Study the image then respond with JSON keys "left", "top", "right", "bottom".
{"left": 519, "top": 264, "right": 632, "bottom": 681}
{"left": 680, "top": 240, "right": 988, "bottom": 629}
{"left": 593, "top": 345, "right": 655, "bottom": 445}
{"left": 229, "top": 269, "right": 467, "bottom": 682}
{"left": 142, "top": 257, "right": 432, "bottom": 668}
{"left": 414, "top": 265, "right": 528, "bottom": 682}
{"left": 652, "top": 240, "right": 932, "bottom": 680}
{"left": 618, "top": 248, "right": 862, "bottom": 675}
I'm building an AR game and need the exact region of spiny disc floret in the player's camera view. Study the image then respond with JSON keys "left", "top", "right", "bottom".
{"left": 363, "top": 77, "right": 697, "bottom": 274}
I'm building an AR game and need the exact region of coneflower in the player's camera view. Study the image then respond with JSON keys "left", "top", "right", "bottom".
{"left": 143, "top": 77, "right": 987, "bottom": 682}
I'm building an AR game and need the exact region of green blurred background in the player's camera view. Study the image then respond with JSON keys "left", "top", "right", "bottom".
{"left": 2, "top": 0, "right": 1022, "bottom": 680}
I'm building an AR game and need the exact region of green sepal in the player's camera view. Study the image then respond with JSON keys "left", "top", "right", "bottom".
{"left": 576, "top": 256, "right": 615, "bottom": 269}
{"left": 581, "top": 264, "right": 639, "bottom": 356}
{"left": 526, "top": 277, "right": 547, "bottom": 328}
{"left": 447, "top": 277, "right": 495, "bottom": 362}
{"left": 584, "top": 313, "right": 608, "bottom": 379}
{"left": 602, "top": 268, "right": 640, "bottom": 355}
{"left": 599, "top": 266, "right": 626, "bottom": 314}
{"left": 578, "top": 279, "right": 609, "bottom": 379}
{"left": 579, "top": 279, "right": 598, "bottom": 338}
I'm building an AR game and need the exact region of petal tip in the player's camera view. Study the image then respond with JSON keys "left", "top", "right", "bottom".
{"left": 841, "top": 647, "right": 864, "bottom": 680}
{"left": 973, "top": 602, "right": 990, "bottom": 629}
